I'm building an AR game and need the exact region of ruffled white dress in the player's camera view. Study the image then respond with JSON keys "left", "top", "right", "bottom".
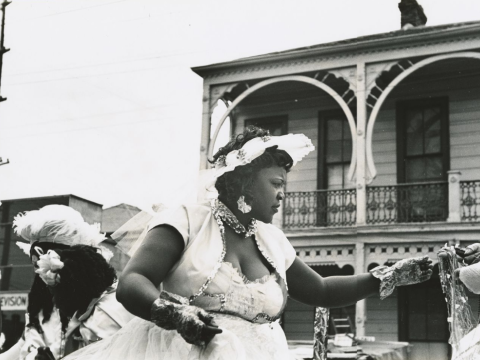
{"left": 64, "top": 202, "right": 297, "bottom": 360}
{"left": 19, "top": 283, "right": 134, "bottom": 360}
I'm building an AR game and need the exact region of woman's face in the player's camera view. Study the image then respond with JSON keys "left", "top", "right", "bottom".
{"left": 250, "top": 166, "right": 286, "bottom": 224}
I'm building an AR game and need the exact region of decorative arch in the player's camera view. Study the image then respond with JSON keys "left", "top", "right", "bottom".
{"left": 365, "top": 52, "right": 480, "bottom": 181}
{"left": 209, "top": 75, "right": 358, "bottom": 180}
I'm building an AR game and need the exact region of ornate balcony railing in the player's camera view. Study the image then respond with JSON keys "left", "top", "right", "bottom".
{"left": 461, "top": 180, "right": 480, "bottom": 221}
{"left": 283, "top": 189, "right": 356, "bottom": 229}
{"left": 366, "top": 181, "right": 448, "bottom": 224}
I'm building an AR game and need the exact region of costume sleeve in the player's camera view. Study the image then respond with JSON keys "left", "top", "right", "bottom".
{"left": 271, "top": 225, "right": 296, "bottom": 270}
{"left": 74, "top": 290, "right": 135, "bottom": 346}
{"left": 20, "top": 327, "right": 47, "bottom": 360}
{"left": 282, "top": 234, "right": 296, "bottom": 270}
{"left": 147, "top": 206, "right": 190, "bottom": 246}
{"left": 0, "top": 338, "right": 23, "bottom": 360}
{"left": 459, "top": 262, "right": 480, "bottom": 294}
{"left": 256, "top": 222, "right": 296, "bottom": 276}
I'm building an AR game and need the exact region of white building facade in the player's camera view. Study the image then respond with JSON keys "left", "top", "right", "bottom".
{"left": 193, "top": 21, "right": 480, "bottom": 360}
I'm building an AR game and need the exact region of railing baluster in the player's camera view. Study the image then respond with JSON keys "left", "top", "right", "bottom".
{"left": 283, "top": 188, "right": 357, "bottom": 229}
{"left": 366, "top": 182, "right": 448, "bottom": 225}
{"left": 460, "top": 181, "right": 480, "bottom": 221}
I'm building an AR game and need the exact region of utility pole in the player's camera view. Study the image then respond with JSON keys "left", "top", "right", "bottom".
{"left": 0, "top": 0, "right": 10, "bottom": 102}
{"left": 0, "top": 0, "right": 10, "bottom": 167}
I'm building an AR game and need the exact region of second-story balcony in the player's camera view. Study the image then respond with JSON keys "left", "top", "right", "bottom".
{"left": 283, "top": 171, "right": 480, "bottom": 230}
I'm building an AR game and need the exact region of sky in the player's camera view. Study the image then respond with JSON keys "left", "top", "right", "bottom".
{"left": 0, "top": 0, "right": 479, "bottom": 211}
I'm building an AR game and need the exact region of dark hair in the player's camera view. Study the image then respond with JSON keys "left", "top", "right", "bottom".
{"left": 27, "top": 241, "right": 71, "bottom": 333}
{"left": 54, "top": 245, "right": 116, "bottom": 331}
{"left": 26, "top": 275, "right": 59, "bottom": 333}
{"left": 210, "top": 126, "right": 293, "bottom": 205}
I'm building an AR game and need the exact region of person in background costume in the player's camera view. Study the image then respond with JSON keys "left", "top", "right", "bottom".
{"left": 0, "top": 205, "right": 133, "bottom": 360}
{"left": 441, "top": 243, "right": 480, "bottom": 294}
{"left": 63, "top": 126, "right": 433, "bottom": 360}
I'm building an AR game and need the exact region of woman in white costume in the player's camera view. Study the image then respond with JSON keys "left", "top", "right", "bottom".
{"left": 64, "top": 126, "right": 433, "bottom": 360}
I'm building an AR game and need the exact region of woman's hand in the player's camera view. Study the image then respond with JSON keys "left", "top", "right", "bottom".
{"left": 462, "top": 244, "right": 480, "bottom": 265}
{"left": 151, "top": 291, "right": 222, "bottom": 347}
{"left": 370, "top": 256, "right": 433, "bottom": 299}
{"left": 391, "top": 256, "right": 433, "bottom": 287}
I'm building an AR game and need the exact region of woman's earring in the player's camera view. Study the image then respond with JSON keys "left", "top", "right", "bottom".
{"left": 237, "top": 196, "right": 251, "bottom": 213}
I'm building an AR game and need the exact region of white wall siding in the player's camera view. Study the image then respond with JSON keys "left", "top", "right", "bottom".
{"left": 370, "top": 67, "right": 480, "bottom": 186}
{"left": 365, "top": 291, "right": 399, "bottom": 341}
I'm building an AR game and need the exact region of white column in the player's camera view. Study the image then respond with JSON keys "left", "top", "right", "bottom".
{"left": 447, "top": 170, "right": 462, "bottom": 222}
{"left": 356, "top": 63, "right": 367, "bottom": 225}
{"left": 199, "top": 84, "right": 211, "bottom": 171}
{"left": 355, "top": 242, "right": 366, "bottom": 337}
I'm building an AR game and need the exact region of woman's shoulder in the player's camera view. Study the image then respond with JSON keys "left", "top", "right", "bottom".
{"left": 256, "top": 221, "right": 287, "bottom": 238}
{"left": 148, "top": 202, "right": 214, "bottom": 246}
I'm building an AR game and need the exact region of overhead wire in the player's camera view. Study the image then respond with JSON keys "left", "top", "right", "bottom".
{"left": 5, "top": 49, "right": 203, "bottom": 78}
{"left": 3, "top": 102, "right": 184, "bottom": 130}
{"left": 21, "top": 0, "right": 132, "bottom": 20}
{"left": 1, "top": 115, "right": 179, "bottom": 139}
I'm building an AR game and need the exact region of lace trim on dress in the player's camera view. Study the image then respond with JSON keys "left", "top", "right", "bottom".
{"left": 253, "top": 235, "right": 288, "bottom": 291}
{"left": 223, "top": 261, "right": 276, "bottom": 285}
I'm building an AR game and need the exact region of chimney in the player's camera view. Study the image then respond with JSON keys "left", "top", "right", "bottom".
{"left": 398, "top": 0, "right": 427, "bottom": 29}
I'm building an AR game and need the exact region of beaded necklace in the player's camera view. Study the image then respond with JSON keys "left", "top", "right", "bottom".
{"left": 213, "top": 200, "right": 257, "bottom": 238}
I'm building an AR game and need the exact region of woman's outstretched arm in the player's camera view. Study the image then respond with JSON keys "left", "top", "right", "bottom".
{"left": 116, "top": 225, "right": 184, "bottom": 320}
{"left": 286, "top": 257, "right": 379, "bottom": 308}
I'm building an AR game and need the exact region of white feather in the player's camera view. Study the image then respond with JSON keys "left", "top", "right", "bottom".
{"left": 16, "top": 241, "right": 31, "bottom": 256}
{"left": 13, "top": 205, "right": 106, "bottom": 247}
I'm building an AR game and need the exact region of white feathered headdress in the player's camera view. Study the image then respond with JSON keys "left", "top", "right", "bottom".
{"left": 13, "top": 205, "right": 107, "bottom": 255}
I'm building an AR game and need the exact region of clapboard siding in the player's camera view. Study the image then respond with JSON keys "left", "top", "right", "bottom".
{"left": 450, "top": 97, "right": 480, "bottom": 180}
{"left": 365, "top": 291, "right": 399, "bottom": 341}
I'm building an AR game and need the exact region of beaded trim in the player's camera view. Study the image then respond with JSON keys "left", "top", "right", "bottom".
{"left": 201, "top": 293, "right": 226, "bottom": 312}
{"left": 189, "top": 206, "right": 227, "bottom": 303}
{"left": 213, "top": 200, "right": 257, "bottom": 238}
{"left": 252, "top": 312, "right": 280, "bottom": 323}
{"left": 253, "top": 236, "right": 288, "bottom": 291}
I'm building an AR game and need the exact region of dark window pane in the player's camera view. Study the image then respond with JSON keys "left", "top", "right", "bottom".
{"left": 267, "top": 124, "right": 284, "bottom": 136}
{"left": 406, "top": 158, "right": 426, "bottom": 182}
{"left": 425, "top": 157, "right": 443, "bottom": 180}
{"left": 424, "top": 107, "right": 441, "bottom": 154}
{"left": 327, "top": 118, "right": 343, "bottom": 141}
{"left": 326, "top": 140, "right": 342, "bottom": 163}
{"left": 402, "top": 272, "right": 449, "bottom": 342}
{"left": 408, "top": 287, "right": 427, "bottom": 340}
{"left": 245, "top": 117, "right": 286, "bottom": 136}
{"left": 406, "top": 109, "right": 424, "bottom": 156}
{"left": 342, "top": 164, "right": 351, "bottom": 188}
{"left": 327, "top": 164, "right": 344, "bottom": 189}
{"left": 342, "top": 137, "right": 352, "bottom": 163}
{"left": 321, "top": 113, "right": 353, "bottom": 189}
{"left": 343, "top": 119, "right": 352, "bottom": 142}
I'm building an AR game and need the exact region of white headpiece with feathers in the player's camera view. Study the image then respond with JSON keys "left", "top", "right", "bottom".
{"left": 13, "top": 205, "right": 109, "bottom": 259}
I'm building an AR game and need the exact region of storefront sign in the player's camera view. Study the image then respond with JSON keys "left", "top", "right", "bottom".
{"left": 0, "top": 293, "right": 28, "bottom": 311}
